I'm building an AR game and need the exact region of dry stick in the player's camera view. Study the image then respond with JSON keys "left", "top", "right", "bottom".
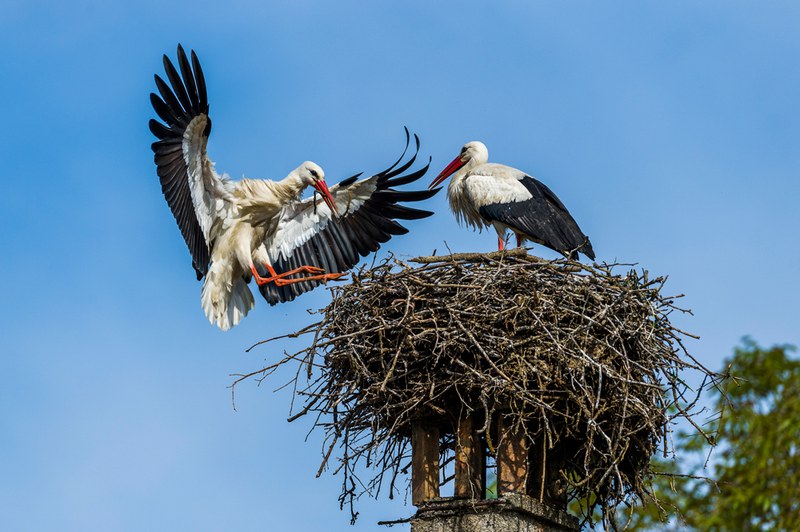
{"left": 235, "top": 254, "right": 719, "bottom": 528}
{"left": 410, "top": 248, "right": 530, "bottom": 264}
{"left": 539, "top": 429, "right": 547, "bottom": 502}
{"left": 317, "top": 433, "right": 340, "bottom": 477}
{"left": 246, "top": 321, "right": 320, "bottom": 352}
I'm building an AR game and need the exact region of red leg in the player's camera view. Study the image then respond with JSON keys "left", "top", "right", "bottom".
{"left": 251, "top": 263, "right": 346, "bottom": 287}
{"left": 497, "top": 236, "right": 505, "bottom": 251}
{"left": 516, "top": 234, "right": 523, "bottom": 248}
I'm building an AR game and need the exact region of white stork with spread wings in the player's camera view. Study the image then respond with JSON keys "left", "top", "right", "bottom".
{"left": 429, "top": 141, "right": 595, "bottom": 260}
{"left": 149, "top": 45, "right": 436, "bottom": 330}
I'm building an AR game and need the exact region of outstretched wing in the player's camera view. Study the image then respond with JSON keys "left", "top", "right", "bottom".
{"left": 149, "top": 44, "right": 232, "bottom": 280}
{"left": 479, "top": 175, "right": 595, "bottom": 260}
{"left": 259, "top": 132, "right": 438, "bottom": 304}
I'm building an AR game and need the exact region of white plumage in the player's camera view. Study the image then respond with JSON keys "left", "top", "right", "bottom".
{"left": 430, "top": 141, "right": 595, "bottom": 259}
{"left": 150, "top": 46, "right": 436, "bottom": 330}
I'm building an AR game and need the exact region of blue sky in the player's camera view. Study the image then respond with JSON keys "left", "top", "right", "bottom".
{"left": 1, "top": 1, "right": 798, "bottom": 530}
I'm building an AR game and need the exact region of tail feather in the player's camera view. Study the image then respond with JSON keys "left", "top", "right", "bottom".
{"left": 201, "top": 261, "right": 254, "bottom": 331}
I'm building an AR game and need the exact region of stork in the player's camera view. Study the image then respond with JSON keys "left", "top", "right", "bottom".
{"left": 150, "top": 45, "right": 437, "bottom": 330}
{"left": 429, "top": 141, "right": 595, "bottom": 260}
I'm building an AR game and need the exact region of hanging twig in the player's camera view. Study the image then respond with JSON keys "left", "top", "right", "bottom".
{"left": 238, "top": 253, "right": 718, "bottom": 527}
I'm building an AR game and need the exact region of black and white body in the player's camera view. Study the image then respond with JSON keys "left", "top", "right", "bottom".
{"left": 429, "top": 141, "right": 595, "bottom": 260}
{"left": 150, "top": 45, "right": 436, "bottom": 330}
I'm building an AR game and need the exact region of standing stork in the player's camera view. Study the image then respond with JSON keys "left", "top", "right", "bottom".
{"left": 429, "top": 141, "right": 595, "bottom": 260}
{"left": 150, "top": 45, "right": 437, "bottom": 330}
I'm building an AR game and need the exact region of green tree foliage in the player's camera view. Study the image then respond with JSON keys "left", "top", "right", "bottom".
{"left": 629, "top": 339, "right": 800, "bottom": 530}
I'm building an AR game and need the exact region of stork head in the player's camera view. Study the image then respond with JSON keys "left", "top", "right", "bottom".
{"left": 429, "top": 141, "right": 489, "bottom": 189}
{"left": 298, "top": 161, "right": 338, "bottom": 215}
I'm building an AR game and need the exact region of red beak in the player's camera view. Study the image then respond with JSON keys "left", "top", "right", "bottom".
{"left": 429, "top": 155, "right": 465, "bottom": 189}
{"left": 314, "top": 180, "right": 339, "bottom": 215}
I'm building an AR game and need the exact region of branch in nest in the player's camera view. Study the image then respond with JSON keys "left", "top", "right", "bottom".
{"left": 239, "top": 253, "right": 717, "bottom": 527}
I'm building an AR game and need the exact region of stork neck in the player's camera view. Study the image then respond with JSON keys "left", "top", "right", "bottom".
{"left": 275, "top": 170, "right": 308, "bottom": 203}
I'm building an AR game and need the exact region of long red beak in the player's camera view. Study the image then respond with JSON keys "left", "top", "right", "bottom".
{"left": 314, "top": 180, "right": 339, "bottom": 215}
{"left": 429, "top": 155, "right": 465, "bottom": 189}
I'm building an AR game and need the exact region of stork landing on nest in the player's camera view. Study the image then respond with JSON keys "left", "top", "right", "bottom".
{"left": 149, "top": 45, "right": 437, "bottom": 330}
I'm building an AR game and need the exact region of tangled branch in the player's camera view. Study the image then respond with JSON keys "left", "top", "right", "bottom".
{"left": 236, "top": 250, "right": 717, "bottom": 526}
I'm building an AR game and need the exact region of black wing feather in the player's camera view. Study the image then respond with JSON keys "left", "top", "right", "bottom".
{"left": 382, "top": 159, "right": 431, "bottom": 188}
{"left": 154, "top": 75, "right": 185, "bottom": 118}
{"left": 322, "top": 228, "right": 348, "bottom": 271}
{"left": 149, "top": 45, "right": 212, "bottom": 279}
{"left": 191, "top": 51, "right": 208, "bottom": 113}
{"left": 259, "top": 135, "right": 439, "bottom": 305}
{"left": 148, "top": 118, "right": 174, "bottom": 139}
{"left": 162, "top": 52, "right": 193, "bottom": 114}
{"left": 372, "top": 188, "right": 437, "bottom": 203}
{"left": 341, "top": 217, "right": 373, "bottom": 256}
{"left": 150, "top": 93, "right": 185, "bottom": 127}
{"left": 380, "top": 127, "right": 411, "bottom": 176}
{"left": 381, "top": 133, "right": 420, "bottom": 180}
{"left": 337, "top": 173, "right": 362, "bottom": 188}
{"left": 177, "top": 47, "right": 200, "bottom": 111}
{"left": 479, "top": 175, "right": 595, "bottom": 260}
{"left": 379, "top": 203, "right": 434, "bottom": 220}
{"left": 326, "top": 220, "right": 359, "bottom": 264}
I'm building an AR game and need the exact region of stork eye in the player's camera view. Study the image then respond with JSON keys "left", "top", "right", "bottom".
{"left": 310, "top": 169, "right": 319, "bottom": 178}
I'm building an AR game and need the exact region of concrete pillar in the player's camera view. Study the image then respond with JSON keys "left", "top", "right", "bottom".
{"left": 411, "top": 493, "right": 579, "bottom": 532}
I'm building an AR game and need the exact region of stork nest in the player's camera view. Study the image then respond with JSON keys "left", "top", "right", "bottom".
{"left": 236, "top": 249, "right": 716, "bottom": 527}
